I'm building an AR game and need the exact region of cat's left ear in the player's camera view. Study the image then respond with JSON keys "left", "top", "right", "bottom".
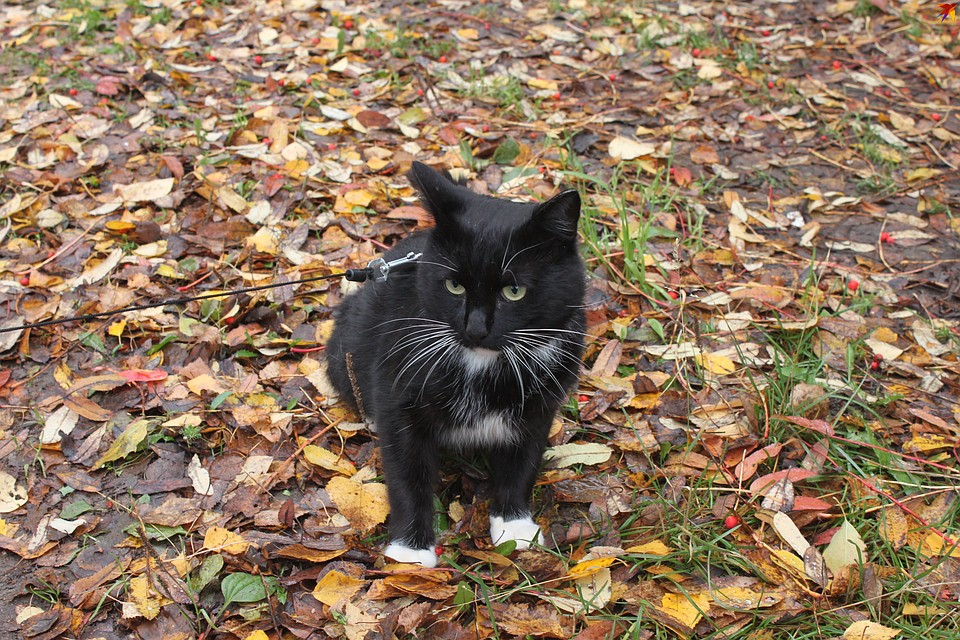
{"left": 408, "top": 161, "right": 464, "bottom": 225}
{"left": 531, "top": 190, "right": 581, "bottom": 242}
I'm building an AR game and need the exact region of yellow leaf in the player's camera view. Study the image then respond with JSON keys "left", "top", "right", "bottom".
{"left": 185, "top": 373, "right": 228, "bottom": 396}
{"left": 842, "top": 620, "right": 899, "bottom": 640}
{"left": 624, "top": 541, "right": 673, "bottom": 556}
{"left": 527, "top": 78, "right": 558, "bottom": 91}
{"left": 879, "top": 508, "right": 908, "bottom": 550}
{"left": 870, "top": 327, "right": 899, "bottom": 343}
{"left": 0, "top": 518, "right": 14, "bottom": 536}
{"left": 916, "top": 531, "right": 960, "bottom": 559}
{"left": 312, "top": 570, "right": 366, "bottom": 606}
{"left": 108, "top": 320, "right": 126, "bottom": 337}
{"left": 203, "top": 526, "right": 250, "bottom": 555}
{"left": 326, "top": 476, "right": 389, "bottom": 532}
{"left": 344, "top": 188, "right": 376, "bottom": 207}
{"left": 155, "top": 264, "right": 183, "bottom": 279}
{"left": 567, "top": 556, "right": 616, "bottom": 579}
{"left": 660, "top": 592, "right": 710, "bottom": 628}
{"left": 242, "top": 631, "right": 270, "bottom": 640}
{"left": 92, "top": 419, "right": 150, "bottom": 469}
{"left": 906, "top": 168, "right": 941, "bottom": 182}
{"left": 303, "top": 445, "right": 357, "bottom": 476}
{"left": 695, "top": 352, "right": 737, "bottom": 375}
{"left": 902, "top": 603, "right": 945, "bottom": 616}
{"left": 711, "top": 586, "right": 783, "bottom": 609}
{"left": 246, "top": 226, "right": 281, "bottom": 254}
{"left": 128, "top": 574, "right": 172, "bottom": 620}
{"left": 456, "top": 28, "right": 479, "bottom": 40}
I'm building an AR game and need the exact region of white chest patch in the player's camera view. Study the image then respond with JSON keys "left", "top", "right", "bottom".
{"left": 461, "top": 347, "right": 500, "bottom": 374}
{"left": 441, "top": 411, "right": 516, "bottom": 449}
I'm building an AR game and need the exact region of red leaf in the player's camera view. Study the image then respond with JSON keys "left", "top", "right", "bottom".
{"left": 117, "top": 369, "right": 168, "bottom": 383}
{"left": 95, "top": 77, "right": 121, "bottom": 96}
{"left": 749, "top": 469, "right": 816, "bottom": 497}
{"left": 161, "top": 155, "right": 185, "bottom": 180}
{"left": 776, "top": 415, "right": 835, "bottom": 436}
{"left": 265, "top": 172, "right": 285, "bottom": 197}
{"left": 671, "top": 166, "right": 693, "bottom": 187}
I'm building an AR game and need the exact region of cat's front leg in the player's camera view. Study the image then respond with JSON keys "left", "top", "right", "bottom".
{"left": 487, "top": 430, "right": 549, "bottom": 549}
{"left": 378, "top": 417, "right": 441, "bottom": 567}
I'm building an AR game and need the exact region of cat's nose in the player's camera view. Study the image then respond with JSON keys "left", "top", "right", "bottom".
{"left": 464, "top": 308, "right": 490, "bottom": 344}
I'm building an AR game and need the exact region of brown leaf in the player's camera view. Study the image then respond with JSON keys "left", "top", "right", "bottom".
{"left": 356, "top": 110, "right": 392, "bottom": 129}
{"left": 589, "top": 339, "right": 622, "bottom": 377}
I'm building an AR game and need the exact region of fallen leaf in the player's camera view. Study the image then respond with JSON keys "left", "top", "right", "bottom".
{"left": 543, "top": 443, "right": 613, "bottom": 468}
{"left": 326, "top": 476, "right": 389, "bottom": 532}
{"left": 822, "top": 519, "right": 867, "bottom": 573}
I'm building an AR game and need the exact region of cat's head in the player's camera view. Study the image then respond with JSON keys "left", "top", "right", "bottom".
{"left": 408, "top": 162, "right": 584, "bottom": 358}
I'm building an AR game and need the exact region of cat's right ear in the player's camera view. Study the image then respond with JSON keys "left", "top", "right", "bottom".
{"left": 408, "top": 161, "right": 463, "bottom": 225}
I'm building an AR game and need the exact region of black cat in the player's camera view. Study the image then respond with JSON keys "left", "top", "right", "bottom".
{"left": 325, "top": 162, "right": 585, "bottom": 567}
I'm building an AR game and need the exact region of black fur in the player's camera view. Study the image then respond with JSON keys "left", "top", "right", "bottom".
{"left": 325, "top": 162, "right": 585, "bottom": 551}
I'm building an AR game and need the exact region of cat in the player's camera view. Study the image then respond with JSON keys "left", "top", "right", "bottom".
{"left": 325, "top": 162, "right": 585, "bottom": 567}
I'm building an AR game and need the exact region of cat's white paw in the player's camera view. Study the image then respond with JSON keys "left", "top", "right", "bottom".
{"left": 490, "top": 515, "right": 542, "bottom": 549}
{"left": 383, "top": 542, "right": 439, "bottom": 568}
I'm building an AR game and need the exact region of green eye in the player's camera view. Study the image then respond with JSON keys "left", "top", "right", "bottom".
{"left": 444, "top": 278, "right": 466, "bottom": 295}
{"left": 502, "top": 284, "right": 527, "bottom": 301}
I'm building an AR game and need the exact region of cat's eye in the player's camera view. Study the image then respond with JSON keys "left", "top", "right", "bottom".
{"left": 444, "top": 278, "right": 466, "bottom": 295}
{"left": 502, "top": 284, "right": 527, "bottom": 301}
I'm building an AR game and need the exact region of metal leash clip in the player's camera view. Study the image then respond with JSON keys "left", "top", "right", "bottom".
{"left": 343, "top": 251, "right": 422, "bottom": 283}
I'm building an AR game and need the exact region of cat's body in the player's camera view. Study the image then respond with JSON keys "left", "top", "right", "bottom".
{"left": 325, "top": 162, "right": 585, "bottom": 567}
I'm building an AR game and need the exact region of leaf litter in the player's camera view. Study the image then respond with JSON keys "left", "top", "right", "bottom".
{"left": 0, "top": 0, "right": 959, "bottom": 638}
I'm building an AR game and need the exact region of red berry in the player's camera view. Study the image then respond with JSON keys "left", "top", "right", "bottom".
{"left": 47, "top": 250, "right": 56, "bottom": 259}
{"left": 69, "top": 88, "right": 78, "bottom": 96}
{"left": 208, "top": 53, "right": 216, "bottom": 61}
{"left": 417, "top": 88, "right": 424, "bottom": 96}
{"left": 100, "top": 97, "right": 108, "bottom": 104}
{"left": 608, "top": 73, "right": 616, "bottom": 81}
{"left": 691, "top": 48, "right": 701, "bottom": 57}
{"left": 263, "top": 137, "right": 271, "bottom": 145}
{"left": 484, "top": 23, "right": 491, "bottom": 30}
{"left": 870, "top": 360, "right": 880, "bottom": 371}
{"left": 538, "top": 166, "right": 546, "bottom": 173}
{"left": 352, "top": 88, "right": 361, "bottom": 96}
{"left": 327, "top": 143, "right": 336, "bottom": 150}
{"left": 344, "top": 19, "right": 353, "bottom": 29}
{"left": 224, "top": 317, "right": 236, "bottom": 325}
{"left": 832, "top": 60, "right": 842, "bottom": 70}
{"left": 439, "top": 55, "right": 448, "bottom": 63}
{"left": 254, "top": 55, "right": 263, "bottom": 64}
{"left": 724, "top": 514, "right": 740, "bottom": 529}
{"left": 821, "top": 134, "right": 828, "bottom": 141}
{"left": 578, "top": 394, "right": 589, "bottom": 403}
{"left": 482, "top": 124, "right": 490, "bottom": 132}
{"left": 553, "top": 92, "right": 561, "bottom": 100}
{"left": 763, "top": 30, "right": 771, "bottom": 36}
{"left": 278, "top": 79, "right": 285, "bottom": 86}
{"left": 271, "top": 172, "right": 282, "bottom": 180}
{"left": 194, "top": 0, "right": 201, "bottom": 5}
{"left": 880, "top": 231, "right": 892, "bottom": 243}
{"left": 668, "top": 290, "right": 679, "bottom": 299}
{"left": 848, "top": 279, "right": 859, "bottom": 292}
{"left": 767, "top": 80, "right": 775, "bottom": 89}
{"left": 931, "top": 113, "right": 941, "bottom": 122}
{"left": 312, "top": 37, "right": 320, "bottom": 45}
{"left": 19, "top": 275, "right": 30, "bottom": 286}
{"left": 434, "top": 545, "right": 442, "bottom": 556}
{"left": 529, "top": 132, "right": 537, "bottom": 139}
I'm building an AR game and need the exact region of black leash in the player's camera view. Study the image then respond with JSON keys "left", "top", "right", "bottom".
{"left": 0, "top": 252, "right": 422, "bottom": 335}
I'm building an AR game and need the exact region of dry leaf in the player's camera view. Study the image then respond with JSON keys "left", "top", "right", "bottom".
{"left": 822, "top": 519, "right": 867, "bottom": 573}
{"left": 325, "top": 476, "right": 390, "bottom": 532}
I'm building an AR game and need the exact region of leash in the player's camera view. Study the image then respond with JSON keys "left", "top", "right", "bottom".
{"left": 0, "top": 252, "right": 421, "bottom": 334}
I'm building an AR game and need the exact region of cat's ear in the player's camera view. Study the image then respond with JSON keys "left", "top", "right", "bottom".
{"left": 408, "top": 161, "right": 464, "bottom": 224}
{"left": 530, "top": 189, "right": 580, "bottom": 242}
